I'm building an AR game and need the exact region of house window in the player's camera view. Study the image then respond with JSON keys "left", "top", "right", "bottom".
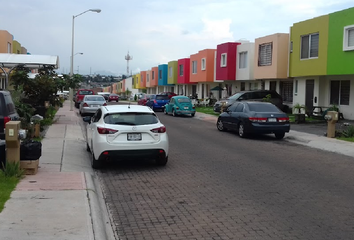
{"left": 258, "top": 43, "right": 272, "bottom": 66}
{"left": 159, "top": 70, "right": 162, "bottom": 79}
{"left": 330, "top": 80, "right": 350, "bottom": 105}
{"left": 141, "top": 75, "right": 143, "bottom": 83}
{"left": 192, "top": 61, "right": 197, "bottom": 74}
{"left": 290, "top": 41, "right": 293, "bottom": 53}
{"left": 201, "top": 58, "right": 206, "bottom": 70}
{"left": 294, "top": 80, "right": 298, "bottom": 95}
{"left": 7, "top": 43, "right": 11, "bottom": 53}
{"left": 221, "top": 53, "right": 227, "bottom": 67}
{"left": 179, "top": 64, "right": 184, "bottom": 76}
{"left": 280, "top": 81, "right": 293, "bottom": 102}
{"left": 147, "top": 74, "right": 150, "bottom": 82}
{"left": 240, "top": 82, "right": 245, "bottom": 91}
{"left": 239, "top": 52, "right": 248, "bottom": 69}
{"left": 301, "top": 33, "right": 319, "bottom": 59}
{"left": 343, "top": 25, "right": 354, "bottom": 51}
{"left": 169, "top": 67, "right": 172, "bottom": 77}
{"left": 152, "top": 71, "right": 155, "bottom": 80}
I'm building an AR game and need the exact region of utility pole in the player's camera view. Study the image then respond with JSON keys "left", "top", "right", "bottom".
{"left": 125, "top": 51, "right": 133, "bottom": 76}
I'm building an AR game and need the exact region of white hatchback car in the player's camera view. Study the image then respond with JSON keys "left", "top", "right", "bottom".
{"left": 83, "top": 105, "right": 169, "bottom": 168}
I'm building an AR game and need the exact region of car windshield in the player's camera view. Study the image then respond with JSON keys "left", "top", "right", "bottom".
{"left": 104, "top": 112, "right": 159, "bottom": 125}
{"left": 177, "top": 98, "right": 191, "bottom": 103}
{"left": 79, "top": 90, "right": 94, "bottom": 95}
{"left": 228, "top": 92, "right": 243, "bottom": 100}
{"left": 85, "top": 96, "right": 105, "bottom": 101}
{"left": 156, "top": 95, "right": 169, "bottom": 100}
{"left": 110, "top": 94, "right": 118, "bottom": 97}
{"left": 248, "top": 103, "right": 280, "bottom": 112}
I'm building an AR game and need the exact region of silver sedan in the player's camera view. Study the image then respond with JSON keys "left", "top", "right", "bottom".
{"left": 79, "top": 95, "right": 107, "bottom": 116}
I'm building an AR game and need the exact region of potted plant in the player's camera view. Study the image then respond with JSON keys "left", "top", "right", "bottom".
{"left": 293, "top": 103, "right": 306, "bottom": 123}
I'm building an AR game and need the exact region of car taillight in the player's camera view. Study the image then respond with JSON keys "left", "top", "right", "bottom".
{"left": 192, "top": 106, "right": 195, "bottom": 109}
{"left": 83, "top": 103, "right": 89, "bottom": 107}
{"left": 154, "top": 100, "right": 157, "bottom": 104}
{"left": 176, "top": 107, "right": 179, "bottom": 110}
{"left": 97, "top": 127, "right": 118, "bottom": 134}
{"left": 4, "top": 116, "right": 10, "bottom": 127}
{"left": 103, "top": 103, "right": 107, "bottom": 106}
{"left": 278, "top": 117, "right": 289, "bottom": 122}
{"left": 150, "top": 126, "right": 166, "bottom": 133}
{"left": 249, "top": 117, "right": 267, "bottom": 122}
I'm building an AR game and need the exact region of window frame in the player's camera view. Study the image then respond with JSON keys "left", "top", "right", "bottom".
{"left": 192, "top": 60, "right": 197, "bottom": 74}
{"left": 343, "top": 24, "right": 354, "bottom": 51}
{"left": 258, "top": 42, "right": 273, "bottom": 66}
{"left": 169, "top": 66, "right": 173, "bottom": 77}
{"left": 179, "top": 64, "right": 184, "bottom": 76}
{"left": 300, "top": 33, "right": 319, "bottom": 59}
{"left": 330, "top": 80, "right": 350, "bottom": 106}
{"left": 220, "top": 53, "right": 227, "bottom": 67}
{"left": 201, "top": 58, "right": 206, "bottom": 71}
{"left": 239, "top": 51, "right": 248, "bottom": 69}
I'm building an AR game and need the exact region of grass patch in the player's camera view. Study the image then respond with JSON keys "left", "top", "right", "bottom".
{"left": 0, "top": 162, "right": 24, "bottom": 213}
{"left": 337, "top": 137, "right": 354, "bottom": 142}
{"left": 288, "top": 114, "right": 325, "bottom": 123}
{"left": 195, "top": 106, "right": 219, "bottom": 116}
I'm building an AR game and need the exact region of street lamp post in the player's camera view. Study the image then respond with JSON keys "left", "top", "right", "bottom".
{"left": 69, "top": 9, "right": 101, "bottom": 111}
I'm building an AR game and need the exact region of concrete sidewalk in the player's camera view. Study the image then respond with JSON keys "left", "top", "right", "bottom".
{"left": 0, "top": 101, "right": 116, "bottom": 240}
{"left": 0, "top": 102, "right": 353, "bottom": 240}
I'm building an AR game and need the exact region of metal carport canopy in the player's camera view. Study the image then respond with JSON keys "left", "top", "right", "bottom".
{"left": 0, "top": 53, "right": 59, "bottom": 69}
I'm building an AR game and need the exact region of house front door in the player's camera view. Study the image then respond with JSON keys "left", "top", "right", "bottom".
{"left": 305, "top": 79, "right": 314, "bottom": 114}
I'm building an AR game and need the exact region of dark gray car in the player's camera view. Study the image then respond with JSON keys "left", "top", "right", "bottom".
{"left": 0, "top": 90, "right": 20, "bottom": 139}
{"left": 213, "top": 90, "right": 284, "bottom": 113}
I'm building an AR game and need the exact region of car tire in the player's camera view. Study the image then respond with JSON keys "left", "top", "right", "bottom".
{"left": 164, "top": 108, "right": 168, "bottom": 115}
{"left": 86, "top": 143, "right": 90, "bottom": 152}
{"left": 91, "top": 151, "right": 101, "bottom": 169}
{"left": 191, "top": 113, "right": 195, "bottom": 117}
{"left": 216, "top": 119, "right": 226, "bottom": 131}
{"left": 172, "top": 109, "right": 177, "bottom": 117}
{"left": 75, "top": 102, "right": 79, "bottom": 108}
{"left": 238, "top": 122, "right": 247, "bottom": 138}
{"left": 275, "top": 132, "right": 285, "bottom": 140}
{"left": 156, "top": 156, "right": 168, "bottom": 166}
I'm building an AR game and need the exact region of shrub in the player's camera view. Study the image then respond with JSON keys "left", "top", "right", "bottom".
{"left": 342, "top": 125, "right": 354, "bottom": 138}
{"left": 1, "top": 161, "right": 24, "bottom": 178}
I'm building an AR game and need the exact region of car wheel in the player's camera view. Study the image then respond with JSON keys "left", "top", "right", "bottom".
{"left": 91, "top": 150, "right": 101, "bottom": 169}
{"left": 86, "top": 142, "right": 90, "bottom": 152}
{"left": 164, "top": 108, "right": 168, "bottom": 115}
{"left": 275, "top": 132, "right": 285, "bottom": 140}
{"left": 172, "top": 109, "right": 177, "bottom": 117}
{"left": 156, "top": 156, "right": 168, "bottom": 166}
{"left": 191, "top": 113, "right": 195, "bottom": 117}
{"left": 75, "top": 102, "right": 79, "bottom": 108}
{"left": 216, "top": 119, "right": 226, "bottom": 131}
{"left": 238, "top": 122, "right": 247, "bottom": 138}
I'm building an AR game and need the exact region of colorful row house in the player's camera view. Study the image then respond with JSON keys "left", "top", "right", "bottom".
{"left": 120, "top": 7, "right": 354, "bottom": 119}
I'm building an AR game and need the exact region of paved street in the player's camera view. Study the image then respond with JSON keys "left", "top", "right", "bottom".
{"left": 89, "top": 111, "right": 354, "bottom": 240}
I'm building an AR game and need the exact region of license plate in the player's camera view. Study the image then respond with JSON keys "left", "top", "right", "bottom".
{"left": 184, "top": 107, "right": 189, "bottom": 109}
{"left": 127, "top": 133, "right": 142, "bottom": 141}
{"left": 91, "top": 105, "right": 99, "bottom": 107}
{"left": 268, "top": 118, "right": 277, "bottom": 122}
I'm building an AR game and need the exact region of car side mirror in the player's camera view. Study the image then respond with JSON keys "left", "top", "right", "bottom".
{"left": 82, "top": 116, "right": 91, "bottom": 123}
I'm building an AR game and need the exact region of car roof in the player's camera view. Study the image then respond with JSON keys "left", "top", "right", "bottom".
{"left": 172, "top": 95, "right": 188, "bottom": 99}
{"left": 102, "top": 104, "right": 154, "bottom": 114}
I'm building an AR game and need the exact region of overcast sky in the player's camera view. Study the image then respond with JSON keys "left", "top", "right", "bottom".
{"left": 1, "top": 0, "right": 352, "bottom": 76}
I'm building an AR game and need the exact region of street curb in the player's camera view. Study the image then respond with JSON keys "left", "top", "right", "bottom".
{"left": 85, "top": 172, "right": 117, "bottom": 240}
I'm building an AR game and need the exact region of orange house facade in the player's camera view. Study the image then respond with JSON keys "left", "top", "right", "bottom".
{"left": 190, "top": 49, "right": 218, "bottom": 99}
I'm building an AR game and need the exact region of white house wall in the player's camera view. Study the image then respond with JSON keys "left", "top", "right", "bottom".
{"left": 236, "top": 42, "right": 255, "bottom": 81}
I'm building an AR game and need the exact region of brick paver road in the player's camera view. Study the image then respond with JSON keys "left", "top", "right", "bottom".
{"left": 98, "top": 113, "right": 354, "bottom": 240}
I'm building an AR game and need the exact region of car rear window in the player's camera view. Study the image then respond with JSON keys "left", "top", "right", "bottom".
{"left": 155, "top": 95, "right": 169, "bottom": 100}
{"left": 79, "top": 90, "right": 94, "bottom": 95}
{"left": 248, "top": 103, "right": 280, "bottom": 112}
{"left": 104, "top": 112, "right": 159, "bottom": 125}
{"left": 85, "top": 96, "right": 105, "bottom": 101}
{"left": 177, "top": 98, "right": 191, "bottom": 103}
{"left": 4, "top": 94, "right": 16, "bottom": 114}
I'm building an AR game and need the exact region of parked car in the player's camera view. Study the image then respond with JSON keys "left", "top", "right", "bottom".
{"left": 158, "top": 92, "right": 177, "bottom": 99}
{"left": 0, "top": 91, "right": 20, "bottom": 139}
{"left": 79, "top": 95, "right": 107, "bottom": 116}
{"left": 83, "top": 105, "right": 169, "bottom": 168}
{"left": 213, "top": 90, "right": 284, "bottom": 113}
{"left": 138, "top": 94, "right": 155, "bottom": 106}
{"left": 75, "top": 89, "right": 95, "bottom": 108}
{"left": 164, "top": 96, "right": 196, "bottom": 117}
{"left": 146, "top": 94, "right": 170, "bottom": 111}
{"left": 108, "top": 93, "right": 119, "bottom": 102}
{"left": 216, "top": 101, "right": 290, "bottom": 139}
